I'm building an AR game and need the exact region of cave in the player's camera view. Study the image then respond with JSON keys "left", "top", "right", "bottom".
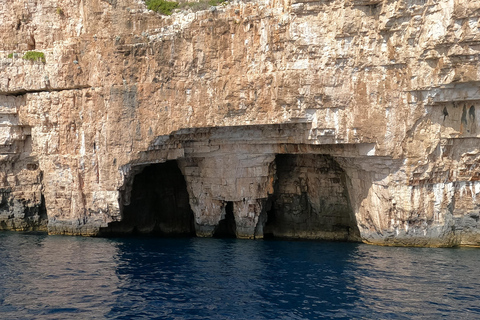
{"left": 103, "top": 160, "right": 195, "bottom": 236}
{"left": 213, "top": 201, "right": 237, "bottom": 238}
{"left": 263, "top": 154, "right": 359, "bottom": 241}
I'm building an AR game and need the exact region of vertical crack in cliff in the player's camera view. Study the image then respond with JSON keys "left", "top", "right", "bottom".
{"left": 213, "top": 201, "right": 237, "bottom": 238}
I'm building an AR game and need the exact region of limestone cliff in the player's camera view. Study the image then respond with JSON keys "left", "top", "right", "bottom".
{"left": 1, "top": 0, "right": 480, "bottom": 246}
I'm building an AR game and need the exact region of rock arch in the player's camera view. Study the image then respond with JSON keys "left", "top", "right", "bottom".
{"left": 104, "top": 125, "right": 370, "bottom": 241}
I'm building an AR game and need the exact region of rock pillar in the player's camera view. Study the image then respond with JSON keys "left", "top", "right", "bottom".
{"left": 178, "top": 153, "right": 275, "bottom": 238}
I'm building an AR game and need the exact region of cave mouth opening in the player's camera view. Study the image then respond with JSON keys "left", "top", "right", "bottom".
{"left": 213, "top": 201, "right": 237, "bottom": 238}
{"left": 263, "top": 153, "right": 360, "bottom": 241}
{"left": 102, "top": 160, "right": 195, "bottom": 237}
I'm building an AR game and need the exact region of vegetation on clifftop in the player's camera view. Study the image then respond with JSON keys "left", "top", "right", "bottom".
{"left": 145, "top": 0, "right": 227, "bottom": 15}
{"left": 145, "top": 0, "right": 179, "bottom": 15}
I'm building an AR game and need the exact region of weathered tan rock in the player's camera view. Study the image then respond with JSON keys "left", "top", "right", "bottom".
{"left": 1, "top": 0, "right": 480, "bottom": 246}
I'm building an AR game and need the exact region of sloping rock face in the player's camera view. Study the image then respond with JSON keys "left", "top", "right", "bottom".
{"left": 1, "top": 0, "right": 480, "bottom": 246}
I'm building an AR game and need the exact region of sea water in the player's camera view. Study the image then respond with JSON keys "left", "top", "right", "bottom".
{"left": 0, "top": 231, "right": 479, "bottom": 319}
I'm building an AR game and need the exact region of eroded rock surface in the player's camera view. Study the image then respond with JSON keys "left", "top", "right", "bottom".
{"left": 2, "top": 0, "right": 480, "bottom": 246}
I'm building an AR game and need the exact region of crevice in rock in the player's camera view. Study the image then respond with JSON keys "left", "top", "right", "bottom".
{"left": 213, "top": 201, "right": 237, "bottom": 238}
{"left": 262, "top": 196, "right": 276, "bottom": 239}
{"left": 0, "top": 85, "right": 91, "bottom": 97}
{"left": 39, "top": 194, "right": 47, "bottom": 222}
{"left": 101, "top": 160, "right": 195, "bottom": 237}
{"left": 23, "top": 193, "right": 48, "bottom": 230}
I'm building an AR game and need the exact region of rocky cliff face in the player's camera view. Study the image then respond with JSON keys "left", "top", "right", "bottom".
{"left": 1, "top": 0, "right": 480, "bottom": 246}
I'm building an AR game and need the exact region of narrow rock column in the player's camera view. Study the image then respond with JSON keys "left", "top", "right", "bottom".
{"left": 190, "top": 195, "right": 225, "bottom": 237}
{"left": 178, "top": 153, "right": 275, "bottom": 238}
{"left": 233, "top": 199, "right": 267, "bottom": 239}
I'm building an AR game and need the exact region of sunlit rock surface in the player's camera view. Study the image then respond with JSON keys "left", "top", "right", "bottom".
{"left": 2, "top": 0, "right": 480, "bottom": 246}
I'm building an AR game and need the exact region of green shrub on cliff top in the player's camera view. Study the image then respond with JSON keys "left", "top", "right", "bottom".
{"left": 22, "top": 51, "right": 46, "bottom": 63}
{"left": 145, "top": 0, "right": 179, "bottom": 15}
{"left": 207, "top": 0, "right": 226, "bottom": 6}
{"left": 146, "top": 0, "right": 228, "bottom": 14}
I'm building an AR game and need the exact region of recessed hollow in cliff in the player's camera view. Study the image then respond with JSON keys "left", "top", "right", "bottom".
{"left": 213, "top": 201, "right": 237, "bottom": 238}
{"left": 263, "top": 154, "right": 360, "bottom": 241}
{"left": 101, "top": 160, "right": 195, "bottom": 237}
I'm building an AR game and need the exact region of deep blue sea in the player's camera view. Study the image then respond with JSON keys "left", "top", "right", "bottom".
{"left": 1, "top": 232, "right": 480, "bottom": 319}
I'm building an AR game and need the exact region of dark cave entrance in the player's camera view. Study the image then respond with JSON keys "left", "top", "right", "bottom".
{"left": 263, "top": 154, "right": 359, "bottom": 241}
{"left": 102, "top": 160, "right": 195, "bottom": 237}
{"left": 213, "top": 201, "right": 237, "bottom": 238}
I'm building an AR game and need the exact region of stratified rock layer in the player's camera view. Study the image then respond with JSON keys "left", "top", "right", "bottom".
{"left": 1, "top": 0, "right": 480, "bottom": 246}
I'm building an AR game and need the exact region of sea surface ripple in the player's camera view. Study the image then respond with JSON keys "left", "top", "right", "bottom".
{"left": 1, "top": 232, "right": 479, "bottom": 319}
